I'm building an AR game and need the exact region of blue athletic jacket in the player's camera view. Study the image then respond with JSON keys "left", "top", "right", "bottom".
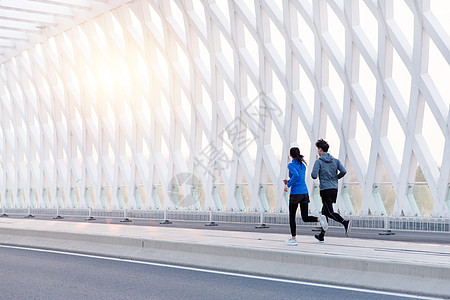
{"left": 287, "top": 159, "right": 308, "bottom": 195}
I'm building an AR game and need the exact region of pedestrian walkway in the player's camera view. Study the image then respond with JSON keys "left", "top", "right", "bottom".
{"left": 0, "top": 218, "right": 448, "bottom": 298}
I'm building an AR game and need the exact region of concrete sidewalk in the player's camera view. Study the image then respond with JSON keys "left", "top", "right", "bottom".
{"left": 0, "top": 218, "right": 449, "bottom": 298}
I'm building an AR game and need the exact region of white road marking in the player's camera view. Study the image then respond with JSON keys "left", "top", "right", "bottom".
{"left": 0, "top": 244, "right": 442, "bottom": 300}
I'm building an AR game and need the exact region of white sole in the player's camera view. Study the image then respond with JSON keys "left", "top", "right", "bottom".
{"left": 345, "top": 220, "right": 352, "bottom": 237}
{"left": 319, "top": 215, "right": 328, "bottom": 231}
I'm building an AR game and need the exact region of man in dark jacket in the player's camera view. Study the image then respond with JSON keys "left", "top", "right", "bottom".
{"left": 311, "top": 139, "right": 350, "bottom": 242}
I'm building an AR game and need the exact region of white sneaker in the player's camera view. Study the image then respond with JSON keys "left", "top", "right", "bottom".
{"left": 318, "top": 215, "right": 328, "bottom": 231}
{"left": 344, "top": 219, "right": 351, "bottom": 237}
{"left": 285, "top": 238, "right": 298, "bottom": 246}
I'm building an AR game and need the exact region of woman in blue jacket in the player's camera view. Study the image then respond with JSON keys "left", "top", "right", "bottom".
{"left": 284, "top": 147, "right": 328, "bottom": 246}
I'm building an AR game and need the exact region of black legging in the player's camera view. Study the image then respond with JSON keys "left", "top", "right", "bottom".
{"left": 319, "top": 189, "right": 344, "bottom": 224}
{"left": 321, "top": 201, "right": 344, "bottom": 224}
{"left": 289, "top": 201, "right": 318, "bottom": 237}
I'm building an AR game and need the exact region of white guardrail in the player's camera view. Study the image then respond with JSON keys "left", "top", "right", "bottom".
{"left": 0, "top": 208, "right": 449, "bottom": 233}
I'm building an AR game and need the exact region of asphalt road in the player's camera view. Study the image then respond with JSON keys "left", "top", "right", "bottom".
{"left": 4, "top": 214, "right": 450, "bottom": 245}
{"left": 0, "top": 246, "right": 431, "bottom": 300}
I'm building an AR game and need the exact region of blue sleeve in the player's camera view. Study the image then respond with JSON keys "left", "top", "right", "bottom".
{"left": 337, "top": 160, "right": 347, "bottom": 179}
{"left": 311, "top": 160, "right": 320, "bottom": 179}
{"left": 287, "top": 163, "right": 298, "bottom": 187}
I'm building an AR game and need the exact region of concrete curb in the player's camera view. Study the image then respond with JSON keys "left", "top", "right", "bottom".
{"left": 0, "top": 226, "right": 448, "bottom": 298}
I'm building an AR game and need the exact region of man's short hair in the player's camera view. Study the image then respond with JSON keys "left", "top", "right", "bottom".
{"left": 315, "top": 139, "right": 329, "bottom": 152}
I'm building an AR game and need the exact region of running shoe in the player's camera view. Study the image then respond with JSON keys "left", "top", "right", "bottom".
{"left": 343, "top": 219, "right": 351, "bottom": 237}
{"left": 318, "top": 215, "right": 328, "bottom": 231}
{"left": 314, "top": 234, "right": 324, "bottom": 242}
{"left": 285, "top": 238, "right": 298, "bottom": 246}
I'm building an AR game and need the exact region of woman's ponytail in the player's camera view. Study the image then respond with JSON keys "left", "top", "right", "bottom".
{"left": 290, "top": 147, "right": 307, "bottom": 165}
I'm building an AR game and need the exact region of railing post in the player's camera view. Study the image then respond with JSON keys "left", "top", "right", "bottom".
{"left": 85, "top": 207, "right": 95, "bottom": 221}
{"left": 379, "top": 216, "right": 395, "bottom": 235}
{"left": 160, "top": 206, "right": 172, "bottom": 224}
{"left": 255, "top": 186, "right": 269, "bottom": 228}
{"left": 205, "top": 209, "right": 218, "bottom": 226}
{"left": 25, "top": 189, "right": 35, "bottom": 218}
{"left": 120, "top": 209, "right": 132, "bottom": 222}
{"left": 119, "top": 187, "right": 132, "bottom": 222}
{"left": 85, "top": 187, "right": 95, "bottom": 221}
{"left": 255, "top": 209, "right": 269, "bottom": 228}
{"left": 160, "top": 185, "right": 173, "bottom": 224}
{"left": 53, "top": 188, "right": 64, "bottom": 219}
{"left": 205, "top": 186, "right": 221, "bottom": 226}
{"left": 1, "top": 190, "right": 10, "bottom": 217}
{"left": 0, "top": 201, "right": 7, "bottom": 217}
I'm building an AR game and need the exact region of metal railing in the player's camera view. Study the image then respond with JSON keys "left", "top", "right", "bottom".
{"left": 1, "top": 208, "right": 449, "bottom": 233}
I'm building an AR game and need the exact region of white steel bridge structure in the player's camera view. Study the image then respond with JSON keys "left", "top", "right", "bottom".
{"left": 0, "top": 0, "right": 448, "bottom": 224}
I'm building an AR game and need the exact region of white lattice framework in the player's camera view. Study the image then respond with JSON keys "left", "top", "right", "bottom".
{"left": 0, "top": 0, "right": 448, "bottom": 217}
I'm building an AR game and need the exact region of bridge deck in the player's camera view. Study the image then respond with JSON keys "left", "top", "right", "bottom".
{"left": 0, "top": 218, "right": 448, "bottom": 298}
